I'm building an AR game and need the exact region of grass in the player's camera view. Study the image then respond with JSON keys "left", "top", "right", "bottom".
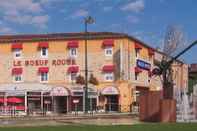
{"left": 0, "top": 123, "right": 197, "bottom": 131}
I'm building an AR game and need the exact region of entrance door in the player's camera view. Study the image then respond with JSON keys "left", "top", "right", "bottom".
{"left": 87, "top": 98, "right": 97, "bottom": 111}
{"left": 53, "top": 96, "right": 67, "bottom": 113}
{"left": 105, "top": 95, "right": 119, "bottom": 112}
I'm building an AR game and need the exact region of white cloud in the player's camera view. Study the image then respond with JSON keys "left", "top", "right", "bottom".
{"left": 0, "top": 0, "right": 43, "bottom": 14}
{"left": 0, "top": 0, "right": 53, "bottom": 28}
{"left": 71, "top": 9, "right": 89, "bottom": 19}
{"left": 121, "top": 0, "right": 145, "bottom": 13}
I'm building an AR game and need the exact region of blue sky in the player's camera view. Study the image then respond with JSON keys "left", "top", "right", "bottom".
{"left": 0, "top": 0, "right": 196, "bottom": 63}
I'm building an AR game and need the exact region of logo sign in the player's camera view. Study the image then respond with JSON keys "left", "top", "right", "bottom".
{"left": 73, "top": 99, "right": 79, "bottom": 104}
{"left": 136, "top": 59, "right": 151, "bottom": 70}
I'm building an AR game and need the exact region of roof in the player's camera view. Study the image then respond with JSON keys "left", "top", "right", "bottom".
{"left": 0, "top": 31, "right": 184, "bottom": 63}
{"left": 0, "top": 31, "right": 154, "bottom": 48}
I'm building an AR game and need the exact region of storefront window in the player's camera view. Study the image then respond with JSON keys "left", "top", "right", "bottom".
{"left": 41, "top": 47, "right": 48, "bottom": 58}
{"left": 69, "top": 48, "right": 77, "bottom": 58}
{"left": 104, "top": 72, "right": 114, "bottom": 81}
{"left": 40, "top": 72, "right": 48, "bottom": 82}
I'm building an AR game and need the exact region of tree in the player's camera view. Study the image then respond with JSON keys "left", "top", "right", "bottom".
{"left": 163, "top": 25, "right": 186, "bottom": 57}
{"left": 76, "top": 75, "right": 85, "bottom": 85}
{"left": 154, "top": 25, "right": 187, "bottom": 99}
{"left": 89, "top": 73, "right": 99, "bottom": 85}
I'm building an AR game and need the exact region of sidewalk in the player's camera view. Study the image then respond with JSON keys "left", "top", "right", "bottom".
{"left": 0, "top": 113, "right": 140, "bottom": 127}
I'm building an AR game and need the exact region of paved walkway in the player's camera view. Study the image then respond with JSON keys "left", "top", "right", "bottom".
{"left": 0, "top": 113, "right": 140, "bottom": 127}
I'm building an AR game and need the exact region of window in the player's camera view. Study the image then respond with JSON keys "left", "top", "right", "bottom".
{"left": 69, "top": 73, "right": 77, "bottom": 82}
{"left": 135, "top": 73, "right": 138, "bottom": 80}
{"left": 40, "top": 72, "right": 48, "bottom": 82}
{"left": 105, "top": 47, "right": 113, "bottom": 57}
{"left": 135, "top": 49, "right": 140, "bottom": 58}
{"left": 13, "top": 49, "right": 22, "bottom": 58}
{"left": 69, "top": 48, "right": 77, "bottom": 58}
{"left": 13, "top": 75, "right": 22, "bottom": 82}
{"left": 41, "top": 47, "right": 48, "bottom": 58}
{"left": 104, "top": 72, "right": 114, "bottom": 81}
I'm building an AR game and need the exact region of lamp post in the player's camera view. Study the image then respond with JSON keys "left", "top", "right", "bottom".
{"left": 84, "top": 16, "right": 94, "bottom": 113}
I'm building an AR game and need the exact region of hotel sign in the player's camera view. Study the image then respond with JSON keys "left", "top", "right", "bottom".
{"left": 13, "top": 59, "right": 74, "bottom": 67}
{"left": 136, "top": 59, "right": 151, "bottom": 70}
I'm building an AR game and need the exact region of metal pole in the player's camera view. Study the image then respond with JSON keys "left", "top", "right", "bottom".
{"left": 84, "top": 21, "right": 88, "bottom": 113}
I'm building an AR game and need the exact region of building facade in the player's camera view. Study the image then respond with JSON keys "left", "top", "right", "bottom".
{"left": 0, "top": 32, "right": 188, "bottom": 115}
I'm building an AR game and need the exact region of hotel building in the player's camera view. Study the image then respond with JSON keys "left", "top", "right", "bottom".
{"left": 0, "top": 32, "right": 188, "bottom": 115}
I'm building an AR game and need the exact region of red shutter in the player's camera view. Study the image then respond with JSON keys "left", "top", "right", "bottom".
{"left": 102, "top": 39, "right": 114, "bottom": 47}
{"left": 102, "top": 65, "right": 115, "bottom": 72}
{"left": 135, "top": 43, "right": 142, "bottom": 49}
{"left": 67, "top": 66, "right": 79, "bottom": 73}
{"left": 148, "top": 48, "right": 154, "bottom": 56}
{"left": 38, "top": 67, "right": 49, "bottom": 73}
{"left": 12, "top": 43, "right": 23, "bottom": 49}
{"left": 12, "top": 68, "right": 23, "bottom": 75}
{"left": 38, "top": 42, "right": 49, "bottom": 48}
{"left": 67, "top": 41, "right": 79, "bottom": 48}
{"left": 135, "top": 67, "right": 142, "bottom": 73}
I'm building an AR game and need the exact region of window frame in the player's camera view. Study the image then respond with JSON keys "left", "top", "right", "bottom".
{"left": 69, "top": 48, "right": 77, "bottom": 58}
{"left": 13, "top": 74, "right": 22, "bottom": 83}
{"left": 135, "top": 49, "right": 140, "bottom": 58}
{"left": 40, "top": 47, "right": 48, "bottom": 58}
{"left": 104, "top": 47, "right": 113, "bottom": 57}
{"left": 40, "top": 72, "right": 48, "bottom": 83}
{"left": 104, "top": 72, "right": 114, "bottom": 82}
{"left": 69, "top": 72, "right": 78, "bottom": 83}
{"left": 13, "top": 49, "right": 22, "bottom": 59}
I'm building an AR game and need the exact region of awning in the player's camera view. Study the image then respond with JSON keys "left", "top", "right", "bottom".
{"left": 67, "top": 66, "right": 79, "bottom": 73}
{"left": 12, "top": 68, "right": 23, "bottom": 75}
{"left": 38, "top": 42, "right": 49, "bottom": 48}
{"left": 102, "top": 65, "right": 115, "bottom": 72}
{"left": 12, "top": 43, "right": 23, "bottom": 49}
{"left": 67, "top": 41, "right": 79, "bottom": 48}
{"left": 135, "top": 67, "right": 142, "bottom": 73}
{"left": 148, "top": 48, "right": 154, "bottom": 56}
{"left": 70, "top": 87, "right": 84, "bottom": 96}
{"left": 0, "top": 98, "right": 6, "bottom": 103}
{"left": 135, "top": 43, "right": 142, "bottom": 49}
{"left": 7, "top": 97, "right": 24, "bottom": 103}
{"left": 50, "top": 87, "right": 69, "bottom": 96}
{"left": 38, "top": 67, "right": 49, "bottom": 73}
{"left": 102, "top": 39, "right": 114, "bottom": 47}
{"left": 101, "top": 86, "right": 119, "bottom": 95}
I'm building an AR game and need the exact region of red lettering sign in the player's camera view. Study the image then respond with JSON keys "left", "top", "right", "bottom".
{"left": 13, "top": 60, "right": 22, "bottom": 66}
{"left": 13, "top": 59, "right": 68, "bottom": 67}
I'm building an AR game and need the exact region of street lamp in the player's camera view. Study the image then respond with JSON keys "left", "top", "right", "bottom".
{"left": 84, "top": 16, "right": 95, "bottom": 113}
